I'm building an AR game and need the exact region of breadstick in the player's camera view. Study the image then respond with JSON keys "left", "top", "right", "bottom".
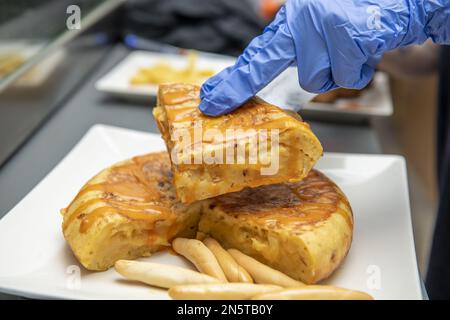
{"left": 169, "top": 283, "right": 282, "bottom": 300}
{"left": 172, "top": 238, "right": 228, "bottom": 282}
{"left": 203, "top": 238, "right": 253, "bottom": 283}
{"left": 228, "top": 249, "right": 304, "bottom": 287}
{"left": 114, "top": 260, "right": 221, "bottom": 288}
{"left": 252, "top": 285, "right": 374, "bottom": 300}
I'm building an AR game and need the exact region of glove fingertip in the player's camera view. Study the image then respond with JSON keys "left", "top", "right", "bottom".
{"left": 299, "top": 79, "right": 337, "bottom": 94}
{"left": 200, "top": 78, "right": 218, "bottom": 99}
{"left": 199, "top": 85, "right": 209, "bottom": 100}
{"left": 349, "top": 65, "right": 375, "bottom": 90}
{"left": 360, "top": 65, "right": 376, "bottom": 87}
{"left": 198, "top": 98, "right": 226, "bottom": 117}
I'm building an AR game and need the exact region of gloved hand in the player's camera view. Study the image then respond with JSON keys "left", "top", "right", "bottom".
{"left": 199, "top": 0, "right": 450, "bottom": 116}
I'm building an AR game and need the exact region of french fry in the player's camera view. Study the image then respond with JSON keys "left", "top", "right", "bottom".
{"left": 252, "top": 286, "right": 374, "bottom": 300}
{"left": 228, "top": 249, "right": 304, "bottom": 287}
{"left": 172, "top": 238, "right": 228, "bottom": 282}
{"left": 168, "top": 283, "right": 282, "bottom": 300}
{"left": 129, "top": 52, "right": 214, "bottom": 85}
{"left": 203, "top": 238, "right": 253, "bottom": 283}
{"left": 114, "top": 260, "right": 221, "bottom": 288}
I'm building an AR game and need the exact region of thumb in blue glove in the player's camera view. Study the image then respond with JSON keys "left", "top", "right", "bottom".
{"left": 199, "top": 0, "right": 450, "bottom": 116}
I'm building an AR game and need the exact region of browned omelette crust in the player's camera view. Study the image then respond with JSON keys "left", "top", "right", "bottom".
{"left": 154, "top": 83, "right": 323, "bottom": 203}
{"left": 198, "top": 170, "right": 353, "bottom": 284}
{"left": 213, "top": 170, "right": 352, "bottom": 228}
{"left": 63, "top": 153, "right": 176, "bottom": 232}
{"left": 61, "top": 152, "right": 202, "bottom": 271}
{"left": 62, "top": 152, "right": 352, "bottom": 282}
{"left": 157, "top": 83, "right": 302, "bottom": 130}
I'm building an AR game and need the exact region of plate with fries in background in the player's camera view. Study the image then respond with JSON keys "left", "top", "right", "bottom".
{"left": 95, "top": 50, "right": 235, "bottom": 101}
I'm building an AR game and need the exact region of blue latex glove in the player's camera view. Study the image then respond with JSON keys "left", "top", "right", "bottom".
{"left": 199, "top": 0, "right": 450, "bottom": 116}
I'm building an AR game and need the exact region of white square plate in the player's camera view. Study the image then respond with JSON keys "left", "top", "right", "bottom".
{"left": 0, "top": 124, "right": 422, "bottom": 299}
{"left": 95, "top": 51, "right": 235, "bottom": 100}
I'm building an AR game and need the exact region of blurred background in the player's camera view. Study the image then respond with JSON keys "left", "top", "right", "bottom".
{"left": 0, "top": 0, "right": 439, "bottom": 290}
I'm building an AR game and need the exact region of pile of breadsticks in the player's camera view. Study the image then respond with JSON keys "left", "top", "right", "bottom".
{"left": 115, "top": 237, "right": 373, "bottom": 300}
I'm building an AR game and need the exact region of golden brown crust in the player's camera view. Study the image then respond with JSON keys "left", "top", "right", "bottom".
{"left": 62, "top": 152, "right": 352, "bottom": 283}
{"left": 157, "top": 83, "right": 302, "bottom": 129}
{"left": 198, "top": 170, "right": 353, "bottom": 284}
{"left": 63, "top": 153, "right": 173, "bottom": 231}
{"left": 61, "top": 152, "right": 202, "bottom": 271}
{"left": 212, "top": 170, "right": 352, "bottom": 229}
{"left": 154, "top": 83, "right": 323, "bottom": 203}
